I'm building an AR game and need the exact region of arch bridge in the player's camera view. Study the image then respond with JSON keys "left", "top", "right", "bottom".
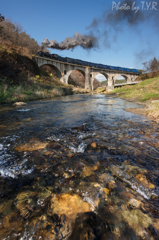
{"left": 34, "top": 56, "right": 140, "bottom": 91}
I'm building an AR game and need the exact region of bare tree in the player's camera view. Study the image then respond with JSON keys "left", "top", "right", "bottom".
{"left": 150, "top": 57, "right": 159, "bottom": 72}
{"left": 0, "top": 19, "right": 40, "bottom": 54}
{"left": 142, "top": 60, "right": 151, "bottom": 73}
{"left": 142, "top": 57, "right": 159, "bottom": 73}
{"left": 0, "top": 14, "right": 4, "bottom": 22}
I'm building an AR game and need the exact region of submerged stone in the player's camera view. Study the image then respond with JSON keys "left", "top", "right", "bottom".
{"left": 122, "top": 209, "right": 152, "bottom": 234}
{"left": 128, "top": 198, "right": 142, "bottom": 208}
{"left": 15, "top": 141, "right": 48, "bottom": 151}
{"left": 135, "top": 174, "right": 155, "bottom": 189}
{"left": 104, "top": 188, "right": 110, "bottom": 195}
{"left": 91, "top": 142, "right": 97, "bottom": 148}
{"left": 82, "top": 164, "right": 99, "bottom": 178}
{"left": 50, "top": 193, "right": 92, "bottom": 220}
{"left": 15, "top": 191, "right": 36, "bottom": 219}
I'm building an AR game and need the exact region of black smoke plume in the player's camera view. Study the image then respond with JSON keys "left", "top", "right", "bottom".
{"left": 42, "top": 32, "right": 98, "bottom": 50}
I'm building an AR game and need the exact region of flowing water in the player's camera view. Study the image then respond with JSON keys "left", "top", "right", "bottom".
{"left": 0, "top": 94, "right": 159, "bottom": 240}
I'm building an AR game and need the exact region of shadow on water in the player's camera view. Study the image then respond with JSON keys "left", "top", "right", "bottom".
{"left": 0, "top": 94, "right": 159, "bottom": 239}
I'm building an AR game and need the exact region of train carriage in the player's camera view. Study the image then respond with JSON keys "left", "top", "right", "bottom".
{"left": 37, "top": 51, "right": 139, "bottom": 74}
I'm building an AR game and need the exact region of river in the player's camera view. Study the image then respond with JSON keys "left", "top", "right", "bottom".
{"left": 0, "top": 94, "right": 159, "bottom": 239}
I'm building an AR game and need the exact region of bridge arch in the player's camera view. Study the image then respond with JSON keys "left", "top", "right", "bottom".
{"left": 67, "top": 69, "right": 85, "bottom": 88}
{"left": 75, "top": 69, "right": 85, "bottom": 76}
{"left": 91, "top": 72, "right": 109, "bottom": 90}
{"left": 39, "top": 63, "right": 62, "bottom": 79}
{"left": 114, "top": 74, "right": 129, "bottom": 83}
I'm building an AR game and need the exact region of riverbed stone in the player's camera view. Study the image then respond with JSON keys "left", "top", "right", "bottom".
{"left": 108, "top": 180, "right": 116, "bottom": 189}
{"left": 15, "top": 140, "right": 48, "bottom": 151}
{"left": 91, "top": 142, "right": 97, "bottom": 148}
{"left": 128, "top": 198, "right": 142, "bottom": 208}
{"left": 104, "top": 188, "right": 110, "bottom": 195}
{"left": 122, "top": 209, "right": 152, "bottom": 235}
{"left": 13, "top": 102, "right": 27, "bottom": 106}
{"left": 49, "top": 193, "right": 92, "bottom": 220}
{"left": 82, "top": 164, "right": 99, "bottom": 178}
{"left": 67, "top": 153, "right": 74, "bottom": 158}
{"left": 37, "top": 188, "right": 52, "bottom": 200}
{"left": 135, "top": 173, "right": 155, "bottom": 189}
{"left": 15, "top": 191, "right": 36, "bottom": 219}
{"left": 63, "top": 171, "right": 74, "bottom": 179}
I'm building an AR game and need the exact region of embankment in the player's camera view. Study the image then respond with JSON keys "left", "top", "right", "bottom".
{"left": 108, "top": 76, "right": 159, "bottom": 122}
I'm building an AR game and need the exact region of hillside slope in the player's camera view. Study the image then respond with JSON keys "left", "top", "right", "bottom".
{"left": 0, "top": 41, "right": 90, "bottom": 103}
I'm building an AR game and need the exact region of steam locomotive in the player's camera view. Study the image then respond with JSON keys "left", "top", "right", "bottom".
{"left": 37, "top": 51, "right": 139, "bottom": 74}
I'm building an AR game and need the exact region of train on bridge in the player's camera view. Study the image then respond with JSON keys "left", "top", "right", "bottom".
{"left": 38, "top": 51, "right": 139, "bottom": 74}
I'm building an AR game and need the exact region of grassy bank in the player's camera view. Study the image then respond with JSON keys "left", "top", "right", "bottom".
{"left": 108, "top": 77, "right": 159, "bottom": 122}
{"left": 0, "top": 76, "right": 74, "bottom": 103}
{"left": 0, "top": 76, "right": 91, "bottom": 104}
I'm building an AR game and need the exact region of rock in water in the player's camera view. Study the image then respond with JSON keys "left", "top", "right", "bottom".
{"left": 49, "top": 193, "right": 92, "bottom": 220}
{"left": 13, "top": 102, "right": 27, "bottom": 106}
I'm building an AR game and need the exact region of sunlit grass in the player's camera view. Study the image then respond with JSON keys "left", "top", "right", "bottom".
{"left": 111, "top": 77, "right": 159, "bottom": 102}
{"left": 0, "top": 76, "right": 73, "bottom": 103}
{"left": 108, "top": 76, "right": 159, "bottom": 121}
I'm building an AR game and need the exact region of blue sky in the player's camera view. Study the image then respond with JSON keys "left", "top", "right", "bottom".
{"left": 1, "top": 0, "right": 159, "bottom": 77}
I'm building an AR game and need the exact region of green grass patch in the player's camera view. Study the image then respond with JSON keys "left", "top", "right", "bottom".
{"left": 0, "top": 85, "right": 15, "bottom": 103}
{"left": 109, "top": 76, "right": 159, "bottom": 102}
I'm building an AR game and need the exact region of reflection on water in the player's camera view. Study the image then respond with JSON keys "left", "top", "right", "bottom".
{"left": 0, "top": 94, "right": 159, "bottom": 239}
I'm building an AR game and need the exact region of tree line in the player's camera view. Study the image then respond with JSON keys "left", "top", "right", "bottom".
{"left": 143, "top": 57, "right": 159, "bottom": 73}
{"left": 0, "top": 14, "right": 49, "bottom": 54}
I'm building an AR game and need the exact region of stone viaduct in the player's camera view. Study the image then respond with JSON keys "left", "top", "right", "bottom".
{"left": 34, "top": 55, "right": 140, "bottom": 91}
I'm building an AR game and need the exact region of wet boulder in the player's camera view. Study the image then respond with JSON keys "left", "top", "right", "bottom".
{"left": 13, "top": 102, "right": 27, "bottom": 106}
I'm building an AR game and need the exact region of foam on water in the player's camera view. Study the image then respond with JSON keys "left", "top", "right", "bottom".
{"left": 126, "top": 179, "right": 158, "bottom": 200}
{"left": 69, "top": 142, "right": 87, "bottom": 153}
{"left": 0, "top": 144, "right": 3, "bottom": 151}
{"left": 78, "top": 132, "right": 96, "bottom": 140}
{"left": 17, "top": 109, "right": 31, "bottom": 112}
{"left": 0, "top": 140, "right": 34, "bottom": 179}
{"left": 0, "top": 158, "right": 34, "bottom": 179}
{"left": 110, "top": 165, "right": 158, "bottom": 199}
{"left": 47, "top": 131, "right": 90, "bottom": 153}
{"left": 47, "top": 135, "right": 61, "bottom": 141}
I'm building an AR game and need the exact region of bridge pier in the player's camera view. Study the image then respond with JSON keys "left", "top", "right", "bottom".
{"left": 107, "top": 76, "right": 114, "bottom": 92}
{"left": 85, "top": 67, "right": 91, "bottom": 90}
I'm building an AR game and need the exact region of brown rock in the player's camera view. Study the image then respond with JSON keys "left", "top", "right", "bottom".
{"left": 128, "top": 198, "right": 142, "bottom": 208}
{"left": 104, "top": 188, "right": 110, "bottom": 195}
{"left": 3, "top": 215, "right": 10, "bottom": 228}
{"left": 135, "top": 174, "right": 155, "bottom": 189}
{"left": 153, "top": 219, "right": 159, "bottom": 231}
{"left": 67, "top": 153, "right": 74, "bottom": 158}
{"left": 82, "top": 164, "right": 99, "bottom": 178}
{"left": 122, "top": 191, "right": 135, "bottom": 199}
{"left": 50, "top": 193, "right": 92, "bottom": 220}
{"left": 15, "top": 141, "right": 48, "bottom": 151}
{"left": 108, "top": 180, "right": 116, "bottom": 189}
{"left": 91, "top": 142, "right": 97, "bottom": 148}
{"left": 122, "top": 209, "right": 152, "bottom": 233}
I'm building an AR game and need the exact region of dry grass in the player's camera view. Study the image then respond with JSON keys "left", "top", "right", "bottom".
{"left": 146, "top": 101, "right": 159, "bottom": 122}
{"left": 0, "top": 39, "right": 32, "bottom": 58}
{"left": 72, "top": 87, "right": 91, "bottom": 94}
{"left": 108, "top": 76, "right": 159, "bottom": 122}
